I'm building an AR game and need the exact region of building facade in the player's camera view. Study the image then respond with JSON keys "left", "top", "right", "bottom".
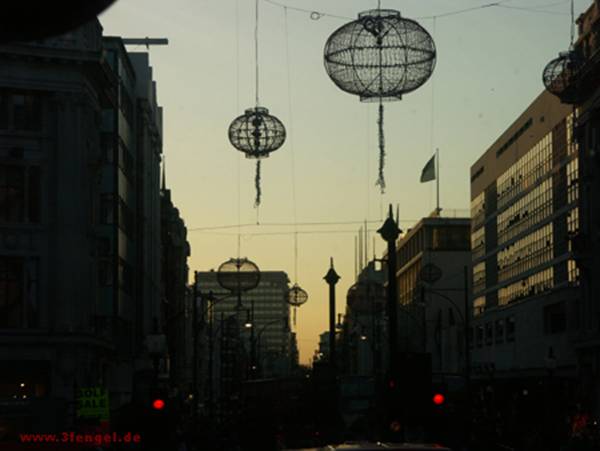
{"left": 570, "top": 0, "right": 600, "bottom": 417}
{"left": 0, "top": 22, "right": 170, "bottom": 435}
{"left": 469, "top": 89, "right": 580, "bottom": 447}
{"left": 394, "top": 214, "right": 471, "bottom": 378}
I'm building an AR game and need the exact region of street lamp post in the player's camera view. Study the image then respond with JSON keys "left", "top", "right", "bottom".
{"left": 377, "top": 205, "right": 401, "bottom": 381}
{"left": 192, "top": 271, "right": 199, "bottom": 422}
{"left": 324, "top": 258, "right": 340, "bottom": 369}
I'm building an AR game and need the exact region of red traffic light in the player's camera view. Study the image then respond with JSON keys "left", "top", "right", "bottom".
{"left": 388, "top": 379, "right": 396, "bottom": 389}
{"left": 432, "top": 393, "right": 445, "bottom": 405}
{"left": 152, "top": 399, "right": 165, "bottom": 410}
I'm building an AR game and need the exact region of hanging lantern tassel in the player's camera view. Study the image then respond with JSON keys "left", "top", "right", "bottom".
{"left": 293, "top": 306, "right": 297, "bottom": 327}
{"left": 376, "top": 101, "right": 385, "bottom": 193}
{"left": 254, "top": 160, "right": 262, "bottom": 207}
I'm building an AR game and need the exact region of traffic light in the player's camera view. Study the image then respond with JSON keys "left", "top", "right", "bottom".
{"left": 432, "top": 393, "right": 445, "bottom": 406}
{"left": 152, "top": 398, "right": 166, "bottom": 410}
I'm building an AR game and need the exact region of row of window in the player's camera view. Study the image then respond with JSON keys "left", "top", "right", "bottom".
{"left": 473, "top": 262, "right": 486, "bottom": 295}
{"left": 470, "top": 316, "right": 516, "bottom": 348}
{"left": 497, "top": 179, "right": 553, "bottom": 245}
{"left": 567, "top": 157, "right": 579, "bottom": 205}
{"left": 497, "top": 223, "right": 553, "bottom": 282}
{"left": 498, "top": 267, "right": 554, "bottom": 306}
{"left": 497, "top": 131, "right": 552, "bottom": 209}
{"left": 470, "top": 192, "right": 485, "bottom": 230}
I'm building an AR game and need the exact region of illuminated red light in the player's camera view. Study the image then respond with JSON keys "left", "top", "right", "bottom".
{"left": 432, "top": 393, "right": 445, "bottom": 405}
{"left": 152, "top": 399, "right": 165, "bottom": 410}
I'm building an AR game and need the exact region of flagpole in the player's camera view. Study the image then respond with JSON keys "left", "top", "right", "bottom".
{"left": 436, "top": 148, "right": 440, "bottom": 215}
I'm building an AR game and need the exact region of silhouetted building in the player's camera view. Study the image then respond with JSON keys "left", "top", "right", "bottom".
{"left": 160, "top": 166, "right": 191, "bottom": 400}
{"left": 395, "top": 214, "right": 471, "bottom": 378}
{"left": 0, "top": 21, "right": 169, "bottom": 434}
{"left": 571, "top": 0, "right": 600, "bottom": 417}
{"left": 342, "top": 260, "right": 386, "bottom": 377}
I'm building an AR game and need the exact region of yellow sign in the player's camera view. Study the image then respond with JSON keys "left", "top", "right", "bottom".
{"left": 76, "top": 387, "right": 109, "bottom": 421}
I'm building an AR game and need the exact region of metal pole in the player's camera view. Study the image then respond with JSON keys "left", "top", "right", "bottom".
{"left": 463, "top": 265, "right": 472, "bottom": 446}
{"left": 208, "top": 293, "right": 214, "bottom": 420}
{"left": 192, "top": 271, "right": 198, "bottom": 422}
{"left": 324, "top": 258, "right": 340, "bottom": 369}
{"left": 250, "top": 298, "right": 256, "bottom": 379}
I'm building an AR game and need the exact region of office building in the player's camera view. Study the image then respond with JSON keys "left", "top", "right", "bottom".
{"left": 469, "top": 89, "right": 579, "bottom": 409}
{"left": 394, "top": 213, "right": 471, "bottom": 378}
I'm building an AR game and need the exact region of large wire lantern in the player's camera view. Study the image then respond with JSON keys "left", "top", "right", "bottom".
{"left": 542, "top": 51, "right": 583, "bottom": 104}
{"left": 217, "top": 257, "right": 261, "bottom": 309}
{"left": 347, "top": 280, "right": 385, "bottom": 315}
{"left": 324, "top": 8, "right": 436, "bottom": 192}
{"left": 287, "top": 283, "right": 308, "bottom": 326}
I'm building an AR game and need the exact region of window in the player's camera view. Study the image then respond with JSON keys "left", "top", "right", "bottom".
{"left": 118, "top": 258, "right": 133, "bottom": 294}
{"left": 476, "top": 325, "right": 484, "bottom": 348}
{"left": 0, "top": 257, "right": 38, "bottom": 329}
{"left": 100, "top": 194, "right": 115, "bottom": 224}
{"left": 0, "top": 165, "right": 41, "bottom": 224}
{"left": 0, "top": 89, "right": 42, "bottom": 131}
{"left": 118, "top": 198, "right": 134, "bottom": 236}
{"left": 495, "top": 319, "right": 505, "bottom": 344}
{"left": 485, "top": 322, "right": 493, "bottom": 345}
{"left": 544, "top": 302, "right": 566, "bottom": 335}
{"left": 99, "top": 259, "right": 114, "bottom": 286}
{"left": 506, "top": 316, "right": 516, "bottom": 342}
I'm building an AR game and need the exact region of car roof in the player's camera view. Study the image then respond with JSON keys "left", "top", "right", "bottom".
{"left": 285, "top": 443, "right": 451, "bottom": 451}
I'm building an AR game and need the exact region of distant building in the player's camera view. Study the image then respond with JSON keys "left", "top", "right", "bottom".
{"left": 469, "top": 89, "right": 579, "bottom": 403}
{"left": 341, "top": 260, "right": 386, "bottom": 377}
{"left": 160, "top": 166, "right": 191, "bottom": 399}
{"left": 196, "top": 270, "right": 291, "bottom": 377}
{"left": 394, "top": 213, "right": 471, "bottom": 378}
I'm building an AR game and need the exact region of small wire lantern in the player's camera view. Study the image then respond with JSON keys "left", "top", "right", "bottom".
{"left": 347, "top": 280, "right": 385, "bottom": 314}
{"left": 542, "top": 51, "right": 583, "bottom": 104}
{"left": 287, "top": 283, "right": 308, "bottom": 326}
{"left": 228, "top": 107, "right": 285, "bottom": 207}
{"left": 229, "top": 107, "right": 286, "bottom": 158}
{"left": 324, "top": 8, "right": 436, "bottom": 192}
{"left": 217, "top": 258, "right": 261, "bottom": 309}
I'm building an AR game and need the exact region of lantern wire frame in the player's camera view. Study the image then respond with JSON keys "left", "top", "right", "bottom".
{"left": 346, "top": 279, "right": 386, "bottom": 315}
{"left": 227, "top": 0, "right": 286, "bottom": 207}
{"left": 324, "top": 8, "right": 436, "bottom": 193}
{"left": 288, "top": 282, "right": 308, "bottom": 326}
{"left": 217, "top": 257, "right": 261, "bottom": 309}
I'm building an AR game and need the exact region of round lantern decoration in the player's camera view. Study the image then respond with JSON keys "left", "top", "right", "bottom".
{"left": 347, "top": 280, "right": 385, "bottom": 314}
{"left": 324, "top": 8, "right": 436, "bottom": 192}
{"left": 542, "top": 50, "right": 583, "bottom": 104}
{"left": 228, "top": 107, "right": 286, "bottom": 158}
{"left": 287, "top": 283, "right": 308, "bottom": 327}
{"left": 288, "top": 283, "right": 308, "bottom": 307}
{"left": 228, "top": 0, "right": 286, "bottom": 208}
{"left": 217, "top": 257, "right": 261, "bottom": 309}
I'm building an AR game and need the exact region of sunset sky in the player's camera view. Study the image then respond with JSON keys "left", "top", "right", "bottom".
{"left": 100, "top": 0, "right": 591, "bottom": 364}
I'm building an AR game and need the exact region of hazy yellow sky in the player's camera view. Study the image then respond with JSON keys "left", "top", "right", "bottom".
{"left": 100, "top": 0, "right": 591, "bottom": 364}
